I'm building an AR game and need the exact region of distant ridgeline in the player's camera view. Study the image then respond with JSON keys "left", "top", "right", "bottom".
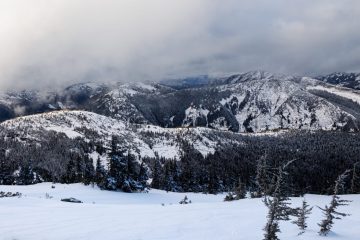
{"left": 0, "top": 71, "right": 360, "bottom": 195}
{"left": 1, "top": 71, "right": 360, "bottom": 132}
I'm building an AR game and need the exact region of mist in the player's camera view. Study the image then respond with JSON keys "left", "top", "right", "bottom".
{"left": 0, "top": 0, "right": 359, "bottom": 90}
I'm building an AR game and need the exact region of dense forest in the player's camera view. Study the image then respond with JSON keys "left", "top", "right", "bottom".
{"left": 1, "top": 128, "right": 359, "bottom": 195}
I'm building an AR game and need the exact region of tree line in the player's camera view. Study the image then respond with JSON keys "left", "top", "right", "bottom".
{"left": 0, "top": 128, "right": 360, "bottom": 196}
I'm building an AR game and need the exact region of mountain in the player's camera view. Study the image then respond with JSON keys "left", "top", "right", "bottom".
{"left": 0, "top": 110, "right": 245, "bottom": 160}
{"left": 160, "top": 75, "right": 212, "bottom": 89}
{"left": 1, "top": 71, "right": 360, "bottom": 133}
{"left": 316, "top": 72, "right": 360, "bottom": 90}
{"left": 123, "top": 74, "right": 360, "bottom": 132}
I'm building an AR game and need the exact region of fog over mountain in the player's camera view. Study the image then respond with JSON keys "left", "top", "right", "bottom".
{"left": 1, "top": 0, "right": 360, "bottom": 90}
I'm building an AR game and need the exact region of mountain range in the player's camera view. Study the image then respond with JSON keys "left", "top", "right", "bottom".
{"left": 1, "top": 70, "right": 360, "bottom": 192}
{"left": 1, "top": 70, "right": 360, "bottom": 133}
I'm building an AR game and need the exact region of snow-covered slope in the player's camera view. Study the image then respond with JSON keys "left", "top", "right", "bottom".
{"left": 0, "top": 182, "right": 359, "bottom": 240}
{"left": 0, "top": 110, "right": 244, "bottom": 160}
{"left": 316, "top": 72, "right": 360, "bottom": 90}
{"left": 84, "top": 82, "right": 173, "bottom": 123}
{"left": 212, "top": 77, "right": 356, "bottom": 132}
{"left": 130, "top": 73, "right": 360, "bottom": 132}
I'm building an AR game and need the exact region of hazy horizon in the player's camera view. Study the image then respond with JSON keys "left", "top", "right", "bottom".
{"left": 1, "top": 0, "right": 359, "bottom": 90}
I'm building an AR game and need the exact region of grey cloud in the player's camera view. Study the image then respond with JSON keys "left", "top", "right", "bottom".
{"left": 0, "top": 0, "right": 359, "bottom": 90}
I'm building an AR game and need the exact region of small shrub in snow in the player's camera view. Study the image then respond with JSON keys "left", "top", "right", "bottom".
{"left": 292, "top": 199, "right": 313, "bottom": 235}
{"left": 179, "top": 195, "right": 191, "bottom": 204}
{"left": 0, "top": 191, "right": 22, "bottom": 198}
{"left": 45, "top": 193, "right": 53, "bottom": 199}
{"left": 224, "top": 192, "right": 236, "bottom": 202}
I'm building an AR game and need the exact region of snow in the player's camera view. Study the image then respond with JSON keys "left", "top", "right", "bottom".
{"left": 217, "top": 77, "right": 336, "bottom": 132}
{"left": 46, "top": 126, "right": 83, "bottom": 139}
{"left": 1, "top": 110, "right": 231, "bottom": 159}
{"left": 88, "top": 151, "right": 108, "bottom": 169}
{"left": 182, "top": 105, "right": 210, "bottom": 128}
{"left": 57, "top": 101, "right": 65, "bottom": 109}
{"left": 307, "top": 85, "right": 360, "bottom": 105}
{"left": 0, "top": 183, "right": 359, "bottom": 240}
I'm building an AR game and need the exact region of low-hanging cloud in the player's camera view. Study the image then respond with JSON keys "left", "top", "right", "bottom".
{"left": 0, "top": 0, "right": 360, "bottom": 90}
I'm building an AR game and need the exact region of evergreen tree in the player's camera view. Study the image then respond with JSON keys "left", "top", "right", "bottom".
{"left": 64, "top": 158, "right": 78, "bottom": 183}
{"left": 350, "top": 162, "right": 360, "bottom": 194}
{"left": 17, "top": 162, "right": 36, "bottom": 185}
{"left": 234, "top": 177, "right": 247, "bottom": 199}
{"left": 255, "top": 154, "right": 270, "bottom": 197}
{"left": 106, "top": 135, "right": 128, "bottom": 190}
{"left": 207, "top": 159, "right": 221, "bottom": 194}
{"left": 318, "top": 170, "right": 352, "bottom": 236}
{"left": 162, "top": 160, "right": 179, "bottom": 192}
{"left": 263, "top": 161, "right": 296, "bottom": 240}
{"left": 151, "top": 158, "right": 162, "bottom": 189}
{"left": 137, "top": 161, "right": 148, "bottom": 191}
{"left": 105, "top": 135, "right": 148, "bottom": 192}
{"left": 224, "top": 177, "right": 246, "bottom": 201}
{"left": 292, "top": 199, "right": 313, "bottom": 235}
{"left": 83, "top": 154, "right": 95, "bottom": 185}
{"left": 95, "top": 156, "right": 107, "bottom": 188}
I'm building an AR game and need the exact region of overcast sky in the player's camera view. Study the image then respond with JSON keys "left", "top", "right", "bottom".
{"left": 0, "top": 0, "right": 359, "bottom": 90}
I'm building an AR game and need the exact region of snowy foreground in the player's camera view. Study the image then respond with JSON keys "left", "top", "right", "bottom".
{"left": 0, "top": 183, "right": 359, "bottom": 240}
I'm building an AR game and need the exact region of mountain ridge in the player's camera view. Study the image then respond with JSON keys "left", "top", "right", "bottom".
{"left": 1, "top": 71, "right": 360, "bottom": 133}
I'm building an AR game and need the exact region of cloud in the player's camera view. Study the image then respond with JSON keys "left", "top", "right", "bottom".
{"left": 0, "top": 0, "right": 359, "bottom": 90}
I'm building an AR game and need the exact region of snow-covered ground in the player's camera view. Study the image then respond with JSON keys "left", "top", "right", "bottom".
{"left": 0, "top": 183, "right": 359, "bottom": 240}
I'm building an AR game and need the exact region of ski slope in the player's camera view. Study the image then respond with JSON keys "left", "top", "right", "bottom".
{"left": 0, "top": 183, "right": 359, "bottom": 240}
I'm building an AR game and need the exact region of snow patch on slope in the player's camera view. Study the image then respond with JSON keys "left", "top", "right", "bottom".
{"left": 307, "top": 85, "right": 360, "bottom": 105}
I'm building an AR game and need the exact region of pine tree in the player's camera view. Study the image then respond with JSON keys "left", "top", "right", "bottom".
{"left": 350, "top": 162, "right": 360, "bottom": 194}
{"left": 224, "top": 177, "right": 246, "bottom": 201}
{"left": 122, "top": 152, "right": 137, "bottom": 192}
{"left": 106, "top": 135, "right": 128, "bottom": 190}
{"left": 234, "top": 177, "right": 246, "bottom": 199}
{"left": 162, "top": 160, "right": 179, "bottom": 192}
{"left": 293, "top": 199, "right": 313, "bottom": 235}
{"left": 151, "top": 158, "right": 162, "bottom": 189}
{"left": 18, "top": 162, "right": 36, "bottom": 185}
{"left": 263, "top": 161, "right": 297, "bottom": 240}
{"left": 83, "top": 154, "right": 95, "bottom": 185}
{"left": 95, "top": 156, "right": 107, "bottom": 188}
{"left": 318, "top": 170, "right": 352, "bottom": 236}
{"left": 137, "top": 161, "right": 148, "bottom": 191}
{"left": 64, "top": 158, "right": 77, "bottom": 183}
{"left": 207, "top": 160, "right": 220, "bottom": 194}
{"left": 255, "top": 154, "right": 269, "bottom": 197}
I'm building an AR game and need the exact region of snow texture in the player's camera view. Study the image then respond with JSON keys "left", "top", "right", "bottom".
{"left": 0, "top": 183, "right": 359, "bottom": 240}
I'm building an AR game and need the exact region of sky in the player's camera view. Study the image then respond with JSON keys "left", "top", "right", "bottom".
{"left": 0, "top": 0, "right": 359, "bottom": 90}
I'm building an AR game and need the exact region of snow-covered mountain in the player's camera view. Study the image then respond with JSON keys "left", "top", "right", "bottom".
{"left": 316, "top": 72, "right": 360, "bottom": 90}
{"left": 1, "top": 71, "right": 360, "bottom": 133}
{"left": 0, "top": 110, "right": 245, "bottom": 161}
